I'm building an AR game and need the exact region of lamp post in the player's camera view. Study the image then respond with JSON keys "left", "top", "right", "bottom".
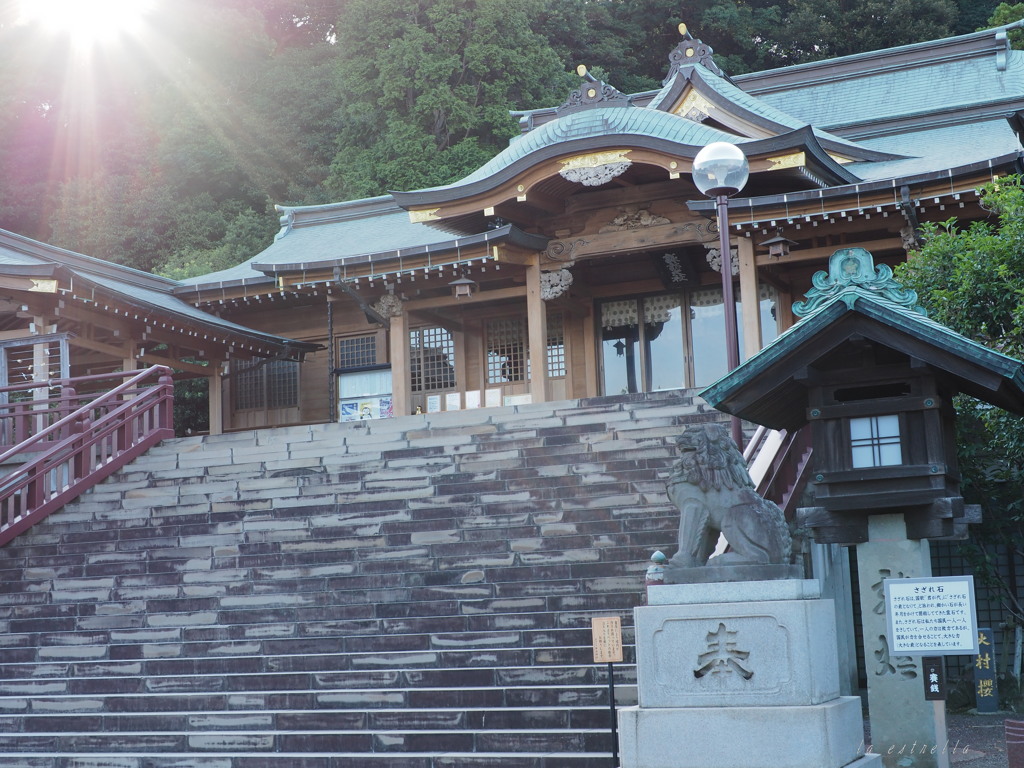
{"left": 692, "top": 142, "right": 749, "bottom": 447}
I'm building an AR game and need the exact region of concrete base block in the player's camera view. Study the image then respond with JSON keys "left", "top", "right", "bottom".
{"left": 618, "top": 696, "right": 875, "bottom": 768}
{"left": 635, "top": 592, "right": 840, "bottom": 707}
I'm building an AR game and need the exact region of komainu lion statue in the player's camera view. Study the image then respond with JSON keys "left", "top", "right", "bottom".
{"left": 666, "top": 423, "right": 791, "bottom": 571}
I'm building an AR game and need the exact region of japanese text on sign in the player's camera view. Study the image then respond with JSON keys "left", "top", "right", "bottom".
{"left": 592, "top": 617, "right": 624, "bottom": 664}
{"left": 884, "top": 575, "right": 978, "bottom": 656}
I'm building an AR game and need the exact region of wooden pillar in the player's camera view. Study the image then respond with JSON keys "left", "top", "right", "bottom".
{"left": 526, "top": 257, "right": 548, "bottom": 403}
{"left": 737, "top": 237, "right": 762, "bottom": 359}
{"left": 390, "top": 308, "right": 411, "bottom": 416}
{"left": 208, "top": 365, "right": 224, "bottom": 436}
{"left": 122, "top": 342, "right": 138, "bottom": 374}
{"left": 776, "top": 287, "right": 795, "bottom": 333}
{"left": 583, "top": 305, "right": 598, "bottom": 398}
{"left": 453, "top": 327, "right": 467, "bottom": 409}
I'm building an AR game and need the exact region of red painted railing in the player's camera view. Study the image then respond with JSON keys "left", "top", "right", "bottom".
{"left": 745, "top": 424, "right": 813, "bottom": 518}
{"left": 0, "top": 367, "right": 174, "bottom": 547}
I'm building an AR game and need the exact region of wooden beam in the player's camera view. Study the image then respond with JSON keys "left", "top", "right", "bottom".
{"left": 754, "top": 237, "right": 903, "bottom": 266}
{"left": 565, "top": 178, "right": 687, "bottom": 215}
{"left": 403, "top": 285, "right": 525, "bottom": 311}
{"left": 137, "top": 353, "right": 213, "bottom": 376}
{"left": 0, "top": 276, "right": 57, "bottom": 294}
{"left": 70, "top": 336, "right": 130, "bottom": 359}
{"left": 542, "top": 218, "right": 715, "bottom": 264}
{"left": 333, "top": 270, "right": 390, "bottom": 329}
{"left": 414, "top": 310, "right": 464, "bottom": 334}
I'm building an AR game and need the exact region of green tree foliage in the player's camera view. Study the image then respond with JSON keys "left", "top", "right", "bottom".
{"left": 988, "top": 2, "right": 1024, "bottom": 46}
{"left": 0, "top": 0, "right": 1008, "bottom": 277}
{"left": 325, "top": 0, "right": 574, "bottom": 199}
{"left": 0, "top": 0, "right": 341, "bottom": 272}
{"left": 959, "top": 0, "right": 1004, "bottom": 34}
{"left": 896, "top": 177, "right": 1024, "bottom": 621}
{"left": 778, "top": 0, "right": 959, "bottom": 62}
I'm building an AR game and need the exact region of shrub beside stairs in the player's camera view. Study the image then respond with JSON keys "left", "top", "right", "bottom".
{"left": 0, "top": 390, "right": 724, "bottom": 768}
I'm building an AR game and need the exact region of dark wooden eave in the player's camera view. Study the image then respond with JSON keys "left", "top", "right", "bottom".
{"left": 701, "top": 289, "right": 1024, "bottom": 431}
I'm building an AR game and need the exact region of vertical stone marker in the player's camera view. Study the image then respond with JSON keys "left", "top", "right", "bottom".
{"left": 856, "top": 515, "right": 954, "bottom": 768}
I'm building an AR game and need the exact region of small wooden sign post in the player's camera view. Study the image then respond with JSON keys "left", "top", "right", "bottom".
{"left": 592, "top": 616, "right": 624, "bottom": 767}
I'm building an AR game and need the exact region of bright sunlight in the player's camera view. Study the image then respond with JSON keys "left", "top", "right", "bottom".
{"left": 17, "top": 0, "right": 154, "bottom": 46}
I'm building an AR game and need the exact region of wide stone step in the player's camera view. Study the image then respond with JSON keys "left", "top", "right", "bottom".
{"left": 0, "top": 605, "right": 641, "bottom": 654}
{"left": 0, "top": 643, "right": 636, "bottom": 679}
{"left": 0, "top": 751, "right": 617, "bottom": 767}
{"left": 0, "top": 725, "right": 614, "bottom": 754}
{"left": 0, "top": 704, "right": 617, "bottom": 731}
{"left": 0, "top": 513, "right": 677, "bottom": 572}
{"left": 0, "top": 623, "right": 639, "bottom": 667}
{"left": 0, "top": 681, "right": 637, "bottom": 714}
{"left": 0, "top": 662, "right": 638, "bottom": 696}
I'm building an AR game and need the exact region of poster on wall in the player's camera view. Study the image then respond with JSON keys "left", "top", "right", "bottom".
{"left": 340, "top": 396, "right": 393, "bottom": 422}
{"left": 337, "top": 365, "right": 393, "bottom": 422}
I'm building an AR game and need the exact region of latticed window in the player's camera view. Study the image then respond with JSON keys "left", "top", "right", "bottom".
{"left": 338, "top": 334, "right": 378, "bottom": 369}
{"left": 234, "top": 358, "right": 299, "bottom": 410}
{"left": 410, "top": 327, "right": 455, "bottom": 392}
{"left": 850, "top": 415, "right": 902, "bottom": 468}
{"left": 486, "top": 317, "right": 526, "bottom": 384}
{"left": 547, "top": 312, "right": 565, "bottom": 378}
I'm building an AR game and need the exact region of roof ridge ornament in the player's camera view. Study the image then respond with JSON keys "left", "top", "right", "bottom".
{"left": 792, "top": 247, "right": 925, "bottom": 317}
{"left": 556, "top": 64, "right": 632, "bottom": 115}
{"left": 666, "top": 23, "right": 726, "bottom": 82}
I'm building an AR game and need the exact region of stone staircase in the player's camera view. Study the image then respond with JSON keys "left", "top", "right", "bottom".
{"left": 0, "top": 390, "right": 724, "bottom": 768}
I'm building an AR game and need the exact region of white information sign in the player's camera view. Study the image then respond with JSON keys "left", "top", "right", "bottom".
{"left": 884, "top": 575, "right": 978, "bottom": 656}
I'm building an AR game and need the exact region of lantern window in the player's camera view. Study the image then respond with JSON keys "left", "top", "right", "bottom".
{"left": 850, "top": 414, "right": 902, "bottom": 468}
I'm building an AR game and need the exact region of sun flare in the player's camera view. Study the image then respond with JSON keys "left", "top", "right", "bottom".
{"left": 17, "top": 0, "right": 155, "bottom": 46}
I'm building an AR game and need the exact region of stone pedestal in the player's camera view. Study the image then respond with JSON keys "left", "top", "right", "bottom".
{"left": 619, "top": 579, "right": 880, "bottom": 768}
{"left": 855, "top": 514, "right": 945, "bottom": 768}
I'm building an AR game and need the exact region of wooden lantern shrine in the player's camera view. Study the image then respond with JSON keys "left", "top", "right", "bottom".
{"left": 701, "top": 247, "right": 1024, "bottom": 544}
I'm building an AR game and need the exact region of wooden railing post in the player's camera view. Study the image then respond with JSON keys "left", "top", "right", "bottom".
{"left": 60, "top": 380, "right": 76, "bottom": 442}
{"left": 72, "top": 415, "right": 90, "bottom": 482}
{"left": 158, "top": 371, "right": 174, "bottom": 432}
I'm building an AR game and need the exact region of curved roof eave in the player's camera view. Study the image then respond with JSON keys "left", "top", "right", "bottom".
{"left": 0, "top": 227, "right": 178, "bottom": 292}
{"left": 172, "top": 273, "right": 278, "bottom": 299}
{"left": 393, "top": 122, "right": 862, "bottom": 210}
{"left": 687, "top": 150, "right": 1024, "bottom": 217}
{"left": 701, "top": 287, "right": 1024, "bottom": 430}
{"left": 74, "top": 272, "right": 319, "bottom": 355}
{"left": 251, "top": 224, "right": 549, "bottom": 277}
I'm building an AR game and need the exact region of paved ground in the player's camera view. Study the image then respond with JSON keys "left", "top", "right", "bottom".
{"left": 946, "top": 711, "right": 1009, "bottom": 766}
{"left": 863, "top": 710, "right": 1009, "bottom": 766}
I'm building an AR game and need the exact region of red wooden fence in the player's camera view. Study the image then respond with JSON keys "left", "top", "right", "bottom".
{"left": 0, "top": 366, "right": 174, "bottom": 547}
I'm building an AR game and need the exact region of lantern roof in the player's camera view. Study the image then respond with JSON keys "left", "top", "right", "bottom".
{"left": 701, "top": 248, "right": 1024, "bottom": 430}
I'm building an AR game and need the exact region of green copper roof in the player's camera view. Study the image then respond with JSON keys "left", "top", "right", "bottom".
{"left": 182, "top": 196, "right": 455, "bottom": 288}
{"left": 0, "top": 228, "right": 308, "bottom": 355}
{"left": 650, "top": 66, "right": 871, "bottom": 156}
{"left": 741, "top": 25, "right": 1024, "bottom": 136}
{"left": 701, "top": 249, "right": 1024, "bottom": 429}
{"left": 419, "top": 107, "right": 745, "bottom": 192}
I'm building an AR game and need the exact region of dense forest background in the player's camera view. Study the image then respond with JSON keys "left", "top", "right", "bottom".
{"left": 0, "top": 0, "right": 1012, "bottom": 279}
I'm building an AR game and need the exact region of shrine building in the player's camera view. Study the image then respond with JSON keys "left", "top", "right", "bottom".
{"left": 4, "top": 23, "right": 1024, "bottom": 434}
